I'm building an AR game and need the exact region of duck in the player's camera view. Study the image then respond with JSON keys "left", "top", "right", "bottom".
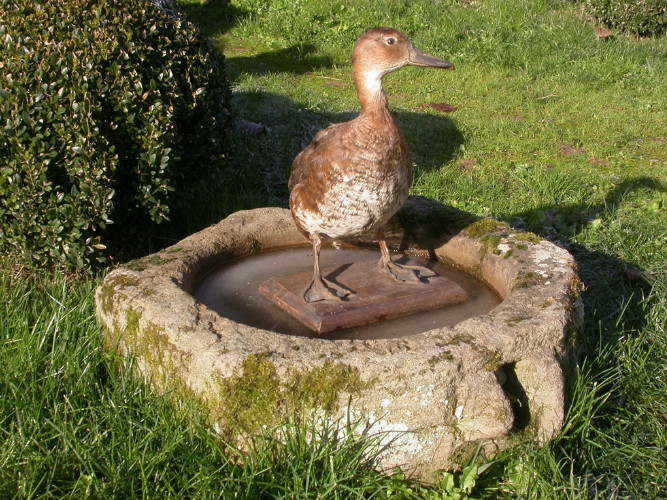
{"left": 289, "top": 27, "right": 454, "bottom": 303}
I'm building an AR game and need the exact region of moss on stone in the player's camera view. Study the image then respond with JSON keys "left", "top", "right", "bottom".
{"left": 483, "top": 350, "right": 504, "bottom": 372}
{"left": 289, "top": 361, "right": 364, "bottom": 412}
{"left": 208, "top": 357, "right": 366, "bottom": 436}
{"left": 99, "top": 273, "right": 140, "bottom": 314}
{"left": 464, "top": 220, "right": 507, "bottom": 259}
{"left": 449, "top": 440, "right": 484, "bottom": 469}
{"left": 505, "top": 315, "right": 528, "bottom": 328}
{"left": 428, "top": 350, "right": 455, "bottom": 367}
{"left": 137, "top": 322, "right": 171, "bottom": 369}
{"left": 513, "top": 231, "right": 543, "bottom": 244}
{"left": 124, "top": 253, "right": 174, "bottom": 272}
{"left": 249, "top": 239, "right": 262, "bottom": 254}
{"left": 568, "top": 272, "right": 584, "bottom": 301}
{"left": 102, "top": 308, "right": 142, "bottom": 357}
{"left": 445, "top": 333, "right": 475, "bottom": 346}
{"left": 464, "top": 219, "right": 507, "bottom": 238}
{"left": 99, "top": 285, "right": 116, "bottom": 315}
{"left": 211, "top": 353, "right": 281, "bottom": 433}
{"left": 513, "top": 271, "right": 542, "bottom": 290}
{"left": 123, "top": 307, "right": 142, "bottom": 343}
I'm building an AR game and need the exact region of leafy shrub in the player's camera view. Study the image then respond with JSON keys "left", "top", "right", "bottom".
{"left": 583, "top": 0, "right": 666, "bottom": 37}
{"left": 0, "top": 0, "right": 231, "bottom": 268}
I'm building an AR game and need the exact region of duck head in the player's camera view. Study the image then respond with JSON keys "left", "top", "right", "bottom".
{"left": 352, "top": 28, "right": 453, "bottom": 103}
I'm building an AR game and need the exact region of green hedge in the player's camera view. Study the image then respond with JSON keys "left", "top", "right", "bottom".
{"left": 0, "top": 0, "right": 231, "bottom": 268}
{"left": 583, "top": 0, "right": 666, "bottom": 37}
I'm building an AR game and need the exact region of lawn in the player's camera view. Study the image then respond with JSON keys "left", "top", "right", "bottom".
{"left": 1, "top": 0, "right": 666, "bottom": 497}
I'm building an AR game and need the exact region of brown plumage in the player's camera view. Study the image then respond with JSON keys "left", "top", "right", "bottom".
{"left": 289, "top": 28, "right": 454, "bottom": 302}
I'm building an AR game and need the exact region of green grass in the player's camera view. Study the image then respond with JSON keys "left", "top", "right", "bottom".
{"left": 2, "top": 0, "right": 666, "bottom": 497}
{"left": 0, "top": 260, "right": 429, "bottom": 497}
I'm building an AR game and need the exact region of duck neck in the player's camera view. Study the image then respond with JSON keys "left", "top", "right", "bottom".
{"left": 354, "top": 69, "right": 391, "bottom": 118}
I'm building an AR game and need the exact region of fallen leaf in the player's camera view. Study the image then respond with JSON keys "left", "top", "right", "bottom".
{"left": 597, "top": 27, "right": 613, "bottom": 39}
{"left": 589, "top": 157, "right": 610, "bottom": 167}
{"left": 429, "top": 102, "right": 457, "bottom": 113}
{"left": 623, "top": 266, "right": 656, "bottom": 284}
{"left": 239, "top": 119, "right": 268, "bottom": 135}
{"left": 457, "top": 158, "right": 478, "bottom": 170}
{"left": 560, "top": 144, "right": 587, "bottom": 157}
{"left": 324, "top": 79, "right": 345, "bottom": 89}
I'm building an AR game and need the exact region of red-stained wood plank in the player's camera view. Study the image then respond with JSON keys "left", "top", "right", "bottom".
{"left": 259, "top": 258, "right": 468, "bottom": 334}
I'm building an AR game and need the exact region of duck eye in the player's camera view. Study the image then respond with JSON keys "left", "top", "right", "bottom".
{"left": 386, "top": 37, "right": 396, "bottom": 45}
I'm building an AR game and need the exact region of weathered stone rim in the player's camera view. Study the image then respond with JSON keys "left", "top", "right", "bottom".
{"left": 95, "top": 197, "right": 583, "bottom": 479}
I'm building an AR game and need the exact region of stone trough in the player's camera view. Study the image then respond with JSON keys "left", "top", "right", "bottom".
{"left": 95, "top": 197, "right": 582, "bottom": 480}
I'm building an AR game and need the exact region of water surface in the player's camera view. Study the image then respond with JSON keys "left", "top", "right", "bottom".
{"left": 196, "top": 247, "right": 500, "bottom": 340}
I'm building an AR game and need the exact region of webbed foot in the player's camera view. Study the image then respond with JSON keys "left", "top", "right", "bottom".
{"left": 304, "top": 277, "right": 352, "bottom": 303}
{"left": 379, "top": 259, "right": 436, "bottom": 283}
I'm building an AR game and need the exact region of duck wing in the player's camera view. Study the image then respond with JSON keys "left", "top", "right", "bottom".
{"left": 288, "top": 122, "right": 346, "bottom": 192}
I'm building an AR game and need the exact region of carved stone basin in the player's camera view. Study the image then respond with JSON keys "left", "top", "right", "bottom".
{"left": 95, "top": 197, "right": 582, "bottom": 479}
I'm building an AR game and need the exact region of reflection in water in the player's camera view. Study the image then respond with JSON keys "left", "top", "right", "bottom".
{"left": 195, "top": 247, "right": 500, "bottom": 340}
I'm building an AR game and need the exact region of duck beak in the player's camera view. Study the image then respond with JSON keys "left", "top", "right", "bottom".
{"left": 407, "top": 42, "right": 454, "bottom": 70}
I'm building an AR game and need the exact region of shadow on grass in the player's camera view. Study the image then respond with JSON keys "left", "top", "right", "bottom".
{"left": 493, "top": 176, "right": 666, "bottom": 491}
{"left": 509, "top": 176, "right": 664, "bottom": 342}
{"left": 179, "top": 2, "right": 336, "bottom": 79}
{"left": 225, "top": 45, "right": 335, "bottom": 79}
{"left": 228, "top": 90, "right": 464, "bottom": 208}
{"left": 379, "top": 180, "right": 664, "bottom": 493}
{"left": 179, "top": 0, "right": 247, "bottom": 39}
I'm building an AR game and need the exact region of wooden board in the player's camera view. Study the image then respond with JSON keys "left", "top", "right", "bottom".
{"left": 259, "top": 257, "right": 468, "bottom": 334}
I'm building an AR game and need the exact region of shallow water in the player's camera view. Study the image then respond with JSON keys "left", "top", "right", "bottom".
{"left": 195, "top": 247, "right": 500, "bottom": 340}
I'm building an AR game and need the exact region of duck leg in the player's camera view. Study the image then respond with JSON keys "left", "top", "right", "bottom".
{"left": 303, "top": 233, "right": 352, "bottom": 303}
{"left": 377, "top": 229, "right": 436, "bottom": 282}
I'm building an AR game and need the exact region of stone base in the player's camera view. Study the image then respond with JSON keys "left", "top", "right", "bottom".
{"left": 95, "top": 197, "right": 583, "bottom": 481}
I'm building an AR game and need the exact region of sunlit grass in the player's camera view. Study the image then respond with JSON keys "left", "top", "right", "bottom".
{"left": 2, "top": 0, "right": 665, "bottom": 497}
{"left": 184, "top": 0, "right": 667, "bottom": 496}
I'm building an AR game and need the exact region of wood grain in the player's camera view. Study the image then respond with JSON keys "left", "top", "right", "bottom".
{"left": 259, "top": 258, "right": 468, "bottom": 334}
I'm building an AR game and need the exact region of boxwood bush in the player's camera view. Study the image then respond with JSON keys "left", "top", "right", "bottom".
{"left": 0, "top": 0, "right": 231, "bottom": 268}
{"left": 582, "top": 0, "right": 666, "bottom": 37}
